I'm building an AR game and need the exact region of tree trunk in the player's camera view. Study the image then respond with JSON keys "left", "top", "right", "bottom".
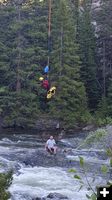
{"left": 102, "top": 39, "right": 106, "bottom": 97}
{"left": 16, "top": 4, "right": 21, "bottom": 93}
{"left": 59, "top": 25, "right": 64, "bottom": 76}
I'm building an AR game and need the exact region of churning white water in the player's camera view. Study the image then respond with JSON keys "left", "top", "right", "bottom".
{"left": 9, "top": 166, "right": 104, "bottom": 200}
{"left": 0, "top": 133, "right": 109, "bottom": 200}
{"left": 9, "top": 167, "right": 79, "bottom": 199}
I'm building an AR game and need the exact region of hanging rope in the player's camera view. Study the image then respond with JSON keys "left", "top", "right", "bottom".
{"left": 48, "top": 0, "right": 52, "bottom": 66}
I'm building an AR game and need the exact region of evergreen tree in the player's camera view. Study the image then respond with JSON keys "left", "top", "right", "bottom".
{"left": 95, "top": 0, "right": 112, "bottom": 98}
{"left": 78, "top": 0, "right": 100, "bottom": 110}
{"left": 0, "top": 0, "right": 41, "bottom": 127}
{"left": 48, "top": 0, "right": 89, "bottom": 125}
{"left": 107, "top": 81, "right": 112, "bottom": 116}
{"left": 0, "top": 0, "right": 90, "bottom": 127}
{"left": 95, "top": 0, "right": 112, "bottom": 38}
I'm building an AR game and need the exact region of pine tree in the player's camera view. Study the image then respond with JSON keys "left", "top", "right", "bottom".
{"left": 77, "top": 0, "right": 100, "bottom": 110}
{"left": 95, "top": 0, "right": 112, "bottom": 38}
{"left": 107, "top": 81, "right": 112, "bottom": 116}
{"left": 0, "top": 0, "right": 41, "bottom": 127}
{"left": 95, "top": 0, "right": 112, "bottom": 98}
{"left": 48, "top": 0, "right": 89, "bottom": 125}
{"left": 0, "top": 0, "right": 90, "bottom": 127}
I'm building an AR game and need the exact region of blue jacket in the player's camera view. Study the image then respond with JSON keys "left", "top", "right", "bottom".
{"left": 44, "top": 66, "right": 49, "bottom": 73}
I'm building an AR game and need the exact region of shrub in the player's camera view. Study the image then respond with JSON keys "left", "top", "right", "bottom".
{"left": 0, "top": 170, "right": 13, "bottom": 200}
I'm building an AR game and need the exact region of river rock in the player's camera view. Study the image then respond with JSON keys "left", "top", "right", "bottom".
{"left": 34, "top": 193, "right": 69, "bottom": 200}
{"left": 46, "top": 193, "right": 69, "bottom": 199}
{"left": 23, "top": 149, "right": 77, "bottom": 168}
{"left": 82, "top": 124, "right": 95, "bottom": 131}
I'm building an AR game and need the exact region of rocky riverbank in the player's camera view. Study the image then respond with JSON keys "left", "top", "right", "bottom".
{"left": 33, "top": 193, "right": 69, "bottom": 200}
{"left": 0, "top": 115, "right": 96, "bottom": 135}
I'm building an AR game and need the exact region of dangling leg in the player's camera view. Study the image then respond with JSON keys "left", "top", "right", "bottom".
{"left": 53, "top": 146, "right": 58, "bottom": 154}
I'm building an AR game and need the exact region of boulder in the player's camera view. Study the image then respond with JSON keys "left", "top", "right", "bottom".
{"left": 47, "top": 192, "right": 69, "bottom": 199}
{"left": 34, "top": 193, "right": 69, "bottom": 200}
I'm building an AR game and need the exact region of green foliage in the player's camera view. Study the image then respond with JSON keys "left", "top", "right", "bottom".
{"left": 95, "top": 98, "right": 110, "bottom": 126}
{"left": 69, "top": 156, "right": 97, "bottom": 199}
{"left": 68, "top": 168, "right": 77, "bottom": 173}
{"left": 0, "top": 91, "right": 40, "bottom": 127}
{"left": 106, "top": 148, "right": 112, "bottom": 157}
{"left": 95, "top": 117, "right": 112, "bottom": 127}
{"left": 77, "top": 0, "right": 100, "bottom": 109}
{"left": 74, "top": 174, "right": 81, "bottom": 180}
{"left": 0, "top": 171, "right": 13, "bottom": 200}
{"left": 0, "top": 0, "right": 90, "bottom": 127}
{"left": 101, "top": 165, "right": 108, "bottom": 174}
{"left": 95, "top": 0, "right": 112, "bottom": 38}
{"left": 107, "top": 80, "right": 112, "bottom": 117}
{"left": 86, "top": 194, "right": 96, "bottom": 200}
{"left": 110, "top": 158, "right": 112, "bottom": 167}
{"left": 81, "top": 129, "right": 107, "bottom": 146}
{"left": 95, "top": 0, "right": 112, "bottom": 102}
{"left": 48, "top": 0, "right": 89, "bottom": 125}
{"left": 94, "top": 97, "right": 112, "bottom": 125}
{"left": 106, "top": 148, "right": 112, "bottom": 167}
{"left": 0, "top": 0, "right": 112, "bottom": 127}
{"left": 69, "top": 151, "right": 112, "bottom": 200}
{"left": 69, "top": 148, "right": 112, "bottom": 200}
{"left": 91, "top": 194, "right": 97, "bottom": 200}
{"left": 79, "top": 156, "right": 84, "bottom": 167}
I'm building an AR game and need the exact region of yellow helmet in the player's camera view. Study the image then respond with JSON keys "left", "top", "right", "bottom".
{"left": 39, "top": 77, "right": 44, "bottom": 81}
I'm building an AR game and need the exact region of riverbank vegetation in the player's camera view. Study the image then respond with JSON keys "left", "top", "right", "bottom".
{"left": 0, "top": 170, "right": 12, "bottom": 200}
{"left": 70, "top": 155, "right": 112, "bottom": 200}
{"left": 0, "top": 0, "right": 112, "bottom": 128}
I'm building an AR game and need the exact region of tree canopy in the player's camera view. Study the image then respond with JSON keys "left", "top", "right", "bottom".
{"left": 0, "top": 0, "right": 112, "bottom": 128}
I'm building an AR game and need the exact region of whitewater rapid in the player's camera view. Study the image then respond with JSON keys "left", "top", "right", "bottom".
{"left": 0, "top": 133, "right": 108, "bottom": 200}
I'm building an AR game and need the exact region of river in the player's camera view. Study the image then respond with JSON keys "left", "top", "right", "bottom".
{"left": 0, "top": 130, "right": 109, "bottom": 200}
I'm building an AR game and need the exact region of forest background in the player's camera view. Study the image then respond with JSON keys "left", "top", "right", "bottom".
{"left": 0, "top": 0, "right": 112, "bottom": 129}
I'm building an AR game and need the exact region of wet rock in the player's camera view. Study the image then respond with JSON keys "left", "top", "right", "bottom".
{"left": 58, "top": 140, "right": 73, "bottom": 148}
{"left": 47, "top": 192, "right": 69, "bottom": 199}
{"left": 82, "top": 124, "right": 95, "bottom": 131}
{"left": 34, "top": 193, "right": 69, "bottom": 200}
{"left": 22, "top": 149, "right": 76, "bottom": 168}
{"left": 34, "top": 197, "right": 43, "bottom": 200}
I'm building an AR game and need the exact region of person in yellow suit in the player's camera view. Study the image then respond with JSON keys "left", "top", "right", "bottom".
{"left": 47, "top": 86, "right": 56, "bottom": 99}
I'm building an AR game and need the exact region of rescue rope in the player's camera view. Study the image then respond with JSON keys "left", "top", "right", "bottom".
{"left": 48, "top": 0, "right": 52, "bottom": 66}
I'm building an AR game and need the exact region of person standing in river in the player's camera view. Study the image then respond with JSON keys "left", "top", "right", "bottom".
{"left": 45, "top": 136, "right": 57, "bottom": 154}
